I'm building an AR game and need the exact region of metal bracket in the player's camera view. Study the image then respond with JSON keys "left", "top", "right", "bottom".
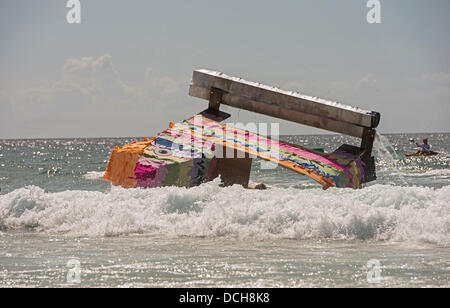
{"left": 208, "top": 87, "right": 227, "bottom": 113}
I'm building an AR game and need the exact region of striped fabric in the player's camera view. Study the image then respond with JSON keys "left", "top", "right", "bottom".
{"left": 104, "top": 114, "right": 365, "bottom": 189}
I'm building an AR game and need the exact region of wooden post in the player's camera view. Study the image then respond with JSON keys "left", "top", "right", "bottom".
{"left": 206, "top": 87, "right": 253, "bottom": 187}
{"left": 360, "top": 128, "right": 376, "bottom": 159}
{"left": 208, "top": 87, "right": 223, "bottom": 113}
{"left": 215, "top": 157, "right": 253, "bottom": 188}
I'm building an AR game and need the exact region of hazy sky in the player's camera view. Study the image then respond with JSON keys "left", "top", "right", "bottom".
{"left": 0, "top": 0, "right": 449, "bottom": 138}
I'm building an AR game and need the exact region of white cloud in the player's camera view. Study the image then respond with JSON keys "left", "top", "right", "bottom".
{"left": 2, "top": 57, "right": 449, "bottom": 138}
{"left": 407, "top": 73, "right": 450, "bottom": 88}
{"left": 282, "top": 73, "right": 449, "bottom": 133}
{"left": 1, "top": 55, "right": 191, "bottom": 138}
{"left": 355, "top": 74, "right": 379, "bottom": 91}
{"left": 144, "top": 68, "right": 183, "bottom": 97}
{"left": 60, "top": 54, "right": 131, "bottom": 101}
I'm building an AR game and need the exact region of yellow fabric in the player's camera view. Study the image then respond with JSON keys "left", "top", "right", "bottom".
{"left": 103, "top": 138, "right": 154, "bottom": 188}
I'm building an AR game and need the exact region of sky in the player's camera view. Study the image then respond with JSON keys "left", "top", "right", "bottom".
{"left": 0, "top": 0, "right": 449, "bottom": 138}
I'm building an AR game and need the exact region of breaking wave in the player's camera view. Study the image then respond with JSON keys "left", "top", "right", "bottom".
{"left": 0, "top": 179, "right": 449, "bottom": 245}
{"left": 83, "top": 171, "right": 105, "bottom": 180}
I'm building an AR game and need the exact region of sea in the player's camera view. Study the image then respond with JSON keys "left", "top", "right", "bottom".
{"left": 0, "top": 133, "right": 449, "bottom": 288}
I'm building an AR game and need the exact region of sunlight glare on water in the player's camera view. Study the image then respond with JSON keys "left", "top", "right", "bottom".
{"left": 0, "top": 134, "right": 449, "bottom": 287}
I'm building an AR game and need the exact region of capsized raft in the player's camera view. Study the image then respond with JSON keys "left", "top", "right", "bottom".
{"left": 104, "top": 113, "right": 365, "bottom": 190}
{"left": 104, "top": 69, "right": 381, "bottom": 190}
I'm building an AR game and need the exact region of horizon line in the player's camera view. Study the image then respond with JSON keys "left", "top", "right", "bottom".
{"left": 1, "top": 131, "right": 449, "bottom": 141}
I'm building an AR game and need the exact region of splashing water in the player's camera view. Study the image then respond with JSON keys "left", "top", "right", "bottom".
{"left": 374, "top": 133, "right": 408, "bottom": 186}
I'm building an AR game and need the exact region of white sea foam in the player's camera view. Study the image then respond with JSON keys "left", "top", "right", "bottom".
{"left": 408, "top": 169, "right": 450, "bottom": 177}
{"left": 388, "top": 169, "right": 450, "bottom": 179}
{"left": 83, "top": 171, "right": 105, "bottom": 180}
{"left": 0, "top": 179, "right": 449, "bottom": 245}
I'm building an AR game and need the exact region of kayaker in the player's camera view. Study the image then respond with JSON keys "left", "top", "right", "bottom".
{"left": 415, "top": 138, "right": 431, "bottom": 154}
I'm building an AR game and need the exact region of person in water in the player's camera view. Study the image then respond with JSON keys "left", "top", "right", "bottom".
{"left": 416, "top": 138, "right": 431, "bottom": 154}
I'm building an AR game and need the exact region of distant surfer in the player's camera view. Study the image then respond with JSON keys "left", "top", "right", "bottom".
{"left": 415, "top": 138, "right": 431, "bottom": 154}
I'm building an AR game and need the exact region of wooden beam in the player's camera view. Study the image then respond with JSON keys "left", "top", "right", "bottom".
{"left": 189, "top": 69, "right": 381, "bottom": 138}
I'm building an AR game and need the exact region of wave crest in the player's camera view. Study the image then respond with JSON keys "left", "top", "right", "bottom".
{"left": 0, "top": 181, "right": 449, "bottom": 245}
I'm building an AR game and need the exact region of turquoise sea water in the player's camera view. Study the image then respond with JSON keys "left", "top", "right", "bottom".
{"left": 0, "top": 133, "right": 449, "bottom": 287}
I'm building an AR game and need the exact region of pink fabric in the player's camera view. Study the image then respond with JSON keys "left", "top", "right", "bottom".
{"left": 187, "top": 117, "right": 344, "bottom": 171}
{"left": 134, "top": 158, "right": 168, "bottom": 188}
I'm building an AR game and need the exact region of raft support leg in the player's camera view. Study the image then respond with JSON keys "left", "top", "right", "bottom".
{"left": 360, "top": 128, "right": 377, "bottom": 183}
{"left": 360, "top": 128, "right": 376, "bottom": 159}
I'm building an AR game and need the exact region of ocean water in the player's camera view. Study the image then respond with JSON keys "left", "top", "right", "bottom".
{"left": 0, "top": 134, "right": 449, "bottom": 287}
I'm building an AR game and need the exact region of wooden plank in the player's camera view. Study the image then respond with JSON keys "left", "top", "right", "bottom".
{"left": 190, "top": 85, "right": 365, "bottom": 138}
{"left": 190, "top": 70, "right": 375, "bottom": 127}
{"left": 189, "top": 70, "right": 380, "bottom": 137}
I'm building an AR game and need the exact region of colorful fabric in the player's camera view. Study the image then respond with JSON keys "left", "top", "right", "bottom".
{"left": 134, "top": 157, "right": 168, "bottom": 188}
{"left": 103, "top": 138, "right": 154, "bottom": 188}
{"left": 103, "top": 115, "right": 365, "bottom": 189}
